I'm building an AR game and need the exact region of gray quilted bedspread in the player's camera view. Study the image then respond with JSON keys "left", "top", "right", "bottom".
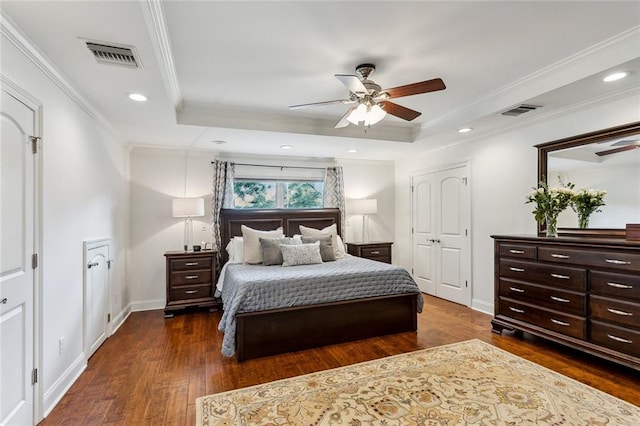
{"left": 218, "top": 256, "right": 423, "bottom": 357}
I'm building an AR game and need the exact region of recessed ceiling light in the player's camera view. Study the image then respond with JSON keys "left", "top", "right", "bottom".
{"left": 603, "top": 72, "right": 628, "bottom": 82}
{"left": 458, "top": 127, "right": 473, "bottom": 133}
{"left": 128, "top": 93, "right": 148, "bottom": 102}
{"left": 211, "top": 140, "right": 226, "bottom": 145}
{"left": 280, "top": 145, "right": 292, "bottom": 149}
{"left": 348, "top": 149, "right": 358, "bottom": 153}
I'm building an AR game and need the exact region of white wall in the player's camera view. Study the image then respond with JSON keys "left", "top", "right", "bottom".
{"left": 2, "top": 30, "right": 129, "bottom": 416}
{"left": 394, "top": 95, "right": 640, "bottom": 314}
{"left": 128, "top": 147, "right": 396, "bottom": 308}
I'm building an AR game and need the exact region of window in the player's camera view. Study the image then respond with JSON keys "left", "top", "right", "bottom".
{"left": 233, "top": 180, "right": 324, "bottom": 209}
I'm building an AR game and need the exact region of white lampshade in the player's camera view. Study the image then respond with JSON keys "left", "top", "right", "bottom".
{"left": 172, "top": 198, "right": 205, "bottom": 218}
{"left": 346, "top": 103, "right": 387, "bottom": 126}
{"left": 349, "top": 198, "right": 377, "bottom": 215}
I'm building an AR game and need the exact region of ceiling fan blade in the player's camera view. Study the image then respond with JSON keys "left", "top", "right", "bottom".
{"left": 595, "top": 143, "right": 640, "bottom": 156}
{"left": 383, "top": 78, "right": 446, "bottom": 99}
{"left": 379, "top": 101, "right": 421, "bottom": 121}
{"left": 335, "top": 107, "right": 354, "bottom": 128}
{"left": 335, "top": 74, "right": 368, "bottom": 95}
{"left": 289, "top": 99, "right": 350, "bottom": 109}
{"left": 609, "top": 139, "right": 640, "bottom": 147}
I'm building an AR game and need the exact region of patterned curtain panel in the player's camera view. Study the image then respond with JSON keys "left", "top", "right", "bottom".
{"left": 323, "top": 166, "right": 346, "bottom": 236}
{"left": 211, "top": 161, "right": 235, "bottom": 267}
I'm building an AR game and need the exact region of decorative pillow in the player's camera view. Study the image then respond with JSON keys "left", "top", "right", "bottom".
{"left": 241, "top": 225, "right": 284, "bottom": 264}
{"left": 301, "top": 236, "right": 335, "bottom": 262}
{"left": 299, "top": 224, "right": 346, "bottom": 259}
{"left": 224, "top": 237, "right": 244, "bottom": 263}
{"left": 280, "top": 241, "right": 323, "bottom": 267}
{"left": 260, "top": 237, "right": 295, "bottom": 266}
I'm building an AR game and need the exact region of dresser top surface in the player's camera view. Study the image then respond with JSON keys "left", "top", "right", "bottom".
{"left": 492, "top": 234, "right": 640, "bottom": 248}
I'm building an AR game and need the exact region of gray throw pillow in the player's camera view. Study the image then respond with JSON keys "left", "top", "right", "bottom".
{"left": 301, "top": 236, "right": 335, "bottom": 262}
{"left": 259, "top": 237, "right": 293, "bottom": 266}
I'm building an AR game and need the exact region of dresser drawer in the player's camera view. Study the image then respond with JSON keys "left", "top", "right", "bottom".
{"left": 499, "top": 243, "right": 536, "bottom": 260}
{"left": 590, "top": 270, "right": 640, "bottom": 301}
{"left": 170, "top": 257, "right": 212, "bottom": 271}
{"left": 590, "top": 295, "right": 640, "bottom": 328}
{"left": 590, "top": 320, "right": 640, "bottom": 358}
{"left": 499, "top": 298, "right": 586, "bottom": 339}
{"left": 500, "top": 259, "right": 586, "bottom": 291}
{"left": 499, "top": 279, "right": 585, "bottom": 316}
{"left": 539, "top": 246, "right": 640, "bottom": 272}
{"left": 361, "top": 246, "right": 390, "bottom": 259}
{"left": 171, "top": 270, "right": 212, "bottom": 286}
{"left": 170, "top": 284, "right": 213, "bottom": 301}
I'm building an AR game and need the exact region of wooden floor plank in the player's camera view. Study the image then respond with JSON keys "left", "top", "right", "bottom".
{"left": 38, "top": 294, "right": 640, "bottom": 424}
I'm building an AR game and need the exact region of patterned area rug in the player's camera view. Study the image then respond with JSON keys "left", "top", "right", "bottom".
{"left": 196, "top": 339, "right": 640, "bottom": 425}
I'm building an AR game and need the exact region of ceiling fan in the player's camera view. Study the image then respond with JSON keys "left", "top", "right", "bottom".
{"left": 289, "top": 64, "right": 446, "bottom": 129}
{"left": 595, "top": 139, "right": 640, "bottom": 156}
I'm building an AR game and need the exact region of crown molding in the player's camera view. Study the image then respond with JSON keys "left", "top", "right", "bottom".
{"left": 0, "top": 12, "right": 126, "bottom": 147}
{"left": 141, "top": 0, "right": 182, "bottom": 109}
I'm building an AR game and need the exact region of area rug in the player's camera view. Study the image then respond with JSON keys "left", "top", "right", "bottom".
{"left": 196, "top": 339, "right": 640, "bottom": 425}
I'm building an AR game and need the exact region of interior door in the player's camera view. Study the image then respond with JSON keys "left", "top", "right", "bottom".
{"left": 84, "top": 240, "right": 110, "bottom": 359}
{"left": 411, "top": 164, "right": 470, "bottom": 305}
{"left": 1, "top": 90, "right": 35, "bottom": 425}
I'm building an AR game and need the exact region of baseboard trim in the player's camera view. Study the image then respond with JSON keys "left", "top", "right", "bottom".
{"left": 110, "top": 304, "right": 132, "bottom": 335}
{"left": 471, "top": 299, "right": 493, "bottom": 315}
{"left": 130, "top": 298, "right": 165, "bottom": 312}
{"left": 43, "top": 353, "right": 86, "bottom": 417}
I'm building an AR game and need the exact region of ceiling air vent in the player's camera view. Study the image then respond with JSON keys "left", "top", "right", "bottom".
{"left": 85, "top": 41, "right": 141, "bottom": 69}
{"left": 501, "top": 104, "right": 541, "bottom": 117}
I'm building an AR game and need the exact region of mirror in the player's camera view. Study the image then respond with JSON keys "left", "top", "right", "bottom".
{"left": 536, "top": 121, "right": 640, "bottom": 238}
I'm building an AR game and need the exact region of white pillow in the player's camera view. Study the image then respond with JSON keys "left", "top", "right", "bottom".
{"left": 280, "top": 241, "right": 323, "bottom": 267}
{"left": 225, "top": 237, "right": 244, "bottom": 264}
{"left": 299, "top": 224, "right": 346, "bottom": 259}
{"left": 241, "top": 225, "right": 284, "bottom": 264}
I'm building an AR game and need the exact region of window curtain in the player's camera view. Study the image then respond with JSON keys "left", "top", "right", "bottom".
{"left": 211, "top": 160, "right": 235, "bottom": 266}
{"left": 323, "top": 166, "right": 346, "bottom": 236}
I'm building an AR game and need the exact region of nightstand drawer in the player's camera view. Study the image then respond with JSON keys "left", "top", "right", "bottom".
{"left": 171, "top": 270, "right": 211, "bottom": 286}
{"left": 171, "top": 258, "right": 212, "bottom": 271}
{"left": 361, "top": 246, "right": 390, "bottom": 258}
{"left": 170, "top": 284, "right": 213, "bottom": 301}
{"left": 347, "top": 242, "right": 393, "bottom": 264}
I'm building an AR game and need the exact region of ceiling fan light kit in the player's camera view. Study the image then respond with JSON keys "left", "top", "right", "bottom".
{"left": 289, "top": 63, "right": 446, "bottom": 129}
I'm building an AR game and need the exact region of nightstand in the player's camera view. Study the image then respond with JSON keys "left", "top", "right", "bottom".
{"left": 347, "top": 242, "right": 393, "bottom": 264}
{"left": 164, "top": 250, "right": 220, "bottom": 317}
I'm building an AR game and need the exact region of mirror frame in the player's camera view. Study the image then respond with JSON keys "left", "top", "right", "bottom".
{"left": 535, "top": 121, "right": 640, "bottom": 238}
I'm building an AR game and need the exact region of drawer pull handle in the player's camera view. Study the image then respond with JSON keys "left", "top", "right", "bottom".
{"left": 509, "top": 287, "right": 525, "bottom": 293}
{"left": 550, "top": 273, "right": 570, "bottom": 280}
{"left": 509, "top": 249, "right": 525, "bottom": 254}
{"left": 605, "top": 259, "right": 631, "bottom": 265}
{"left": 370, "top": 251, "right": 380, "bottom": 255}
{"left": 551, "top": 254, "right": 570, "bottom": 259}
{"left": 607, "top": 308, "right": 633, "bottom": 317}
{"left": 509, "top": 307, "right": 524, "bottom": 314}
{"left": 185, "top": 275, "right": 198, "bottom": 280}
{"left": 509, "top": 267, "right": 525, "bottom": 272}
{"left": 550, "top": 296, "right": 570, "bottom": 303}
{"left": 185, "top": 262, "right": 199, "bottom": 266}
{"left": 607, "top": 334, "right": 632, "bottom": 344}
{"left": 550, "top": 318, "right": 570, "bottom": 327}
{"left": 607, "top": 282, "right": 633, "bottom": 289}
{"left": 185, "top": 290, "right": 198, "bottom": 294}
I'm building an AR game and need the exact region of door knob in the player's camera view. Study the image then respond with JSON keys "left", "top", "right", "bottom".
{"left": 0, "top": 298, "right": 7, "bottom": 304}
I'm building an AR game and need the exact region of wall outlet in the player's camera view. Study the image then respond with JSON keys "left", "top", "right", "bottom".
{"left": 58, "top": 336, "right": 64, "bottom": 355}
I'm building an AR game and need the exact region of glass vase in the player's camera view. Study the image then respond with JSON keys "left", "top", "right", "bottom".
{"left": 544, "top": 212, "right": 558, "bottom": 237}
{"left": 578, "top": 212, "right": 590, "bottom": 229}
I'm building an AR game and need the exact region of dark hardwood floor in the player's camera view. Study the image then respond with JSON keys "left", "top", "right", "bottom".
{"left": 40, "top": 294, "right": 640, "bottom": 425}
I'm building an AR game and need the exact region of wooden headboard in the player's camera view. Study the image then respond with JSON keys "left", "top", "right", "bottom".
{"left": 219, "top": 208, "right": 341, "bottom": 263}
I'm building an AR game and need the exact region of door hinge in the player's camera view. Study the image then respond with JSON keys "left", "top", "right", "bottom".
{"left": 107, "top": 260, "right": 112, "bottom": 269}
{"left": 32, "top": 368, "right": 38, "bottom": 385}
{"left": 465, "top": 280, "right": 468, "bottom": 288}
{"left": 107, "top": 313, "right": 111, "bottom": 323}
{"left": 462, "top": 177, "right": 468, "bottom": 185}
{"left": 32, "top": 253, "right": 38, "bottom": 269}
{"left": 411, "top": 268, "right": 414, "bottom": 275}
{"left": 30, "top": 136, "right": 40, "bottom": 154}
{"left": 411, "top": 186, "right": 414, "bottom": 193}
{"left": 465, "top": 229, "right": 468, "bottom": 237}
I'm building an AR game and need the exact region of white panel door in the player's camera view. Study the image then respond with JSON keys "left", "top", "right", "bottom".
{"left": 1, "top": 90, "right": 35, "bottom": 425}
{"left": 411, "top": 164, "right": 470, "bottom": 306}
{"left": 411, "top": 174, "right": 436, "bottom": 294}
{"left": 85, "top": 241, "right": 110, "bottom": 359}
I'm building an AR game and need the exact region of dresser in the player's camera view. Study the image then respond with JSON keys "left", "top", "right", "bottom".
{"left": 491, "top": 235, "right": 640, "bottom": 370}
{"left": 347, "top": 241, "right": 393, "bottom": 263}
{"left": 164, "top": 251, "right": 219, "bottom": 317}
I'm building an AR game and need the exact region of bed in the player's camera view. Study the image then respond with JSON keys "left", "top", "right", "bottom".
{"left": 218, "top": 208, "right": 423, "bottom": 361}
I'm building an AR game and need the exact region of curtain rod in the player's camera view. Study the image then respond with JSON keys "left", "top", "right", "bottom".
{"left": 211, "top": 161, "right": 328, "bottom": 171}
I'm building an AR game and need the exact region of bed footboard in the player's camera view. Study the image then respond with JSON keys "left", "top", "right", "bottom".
{"left": 235, "top": 293, "right": 418, "bottom": 362}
